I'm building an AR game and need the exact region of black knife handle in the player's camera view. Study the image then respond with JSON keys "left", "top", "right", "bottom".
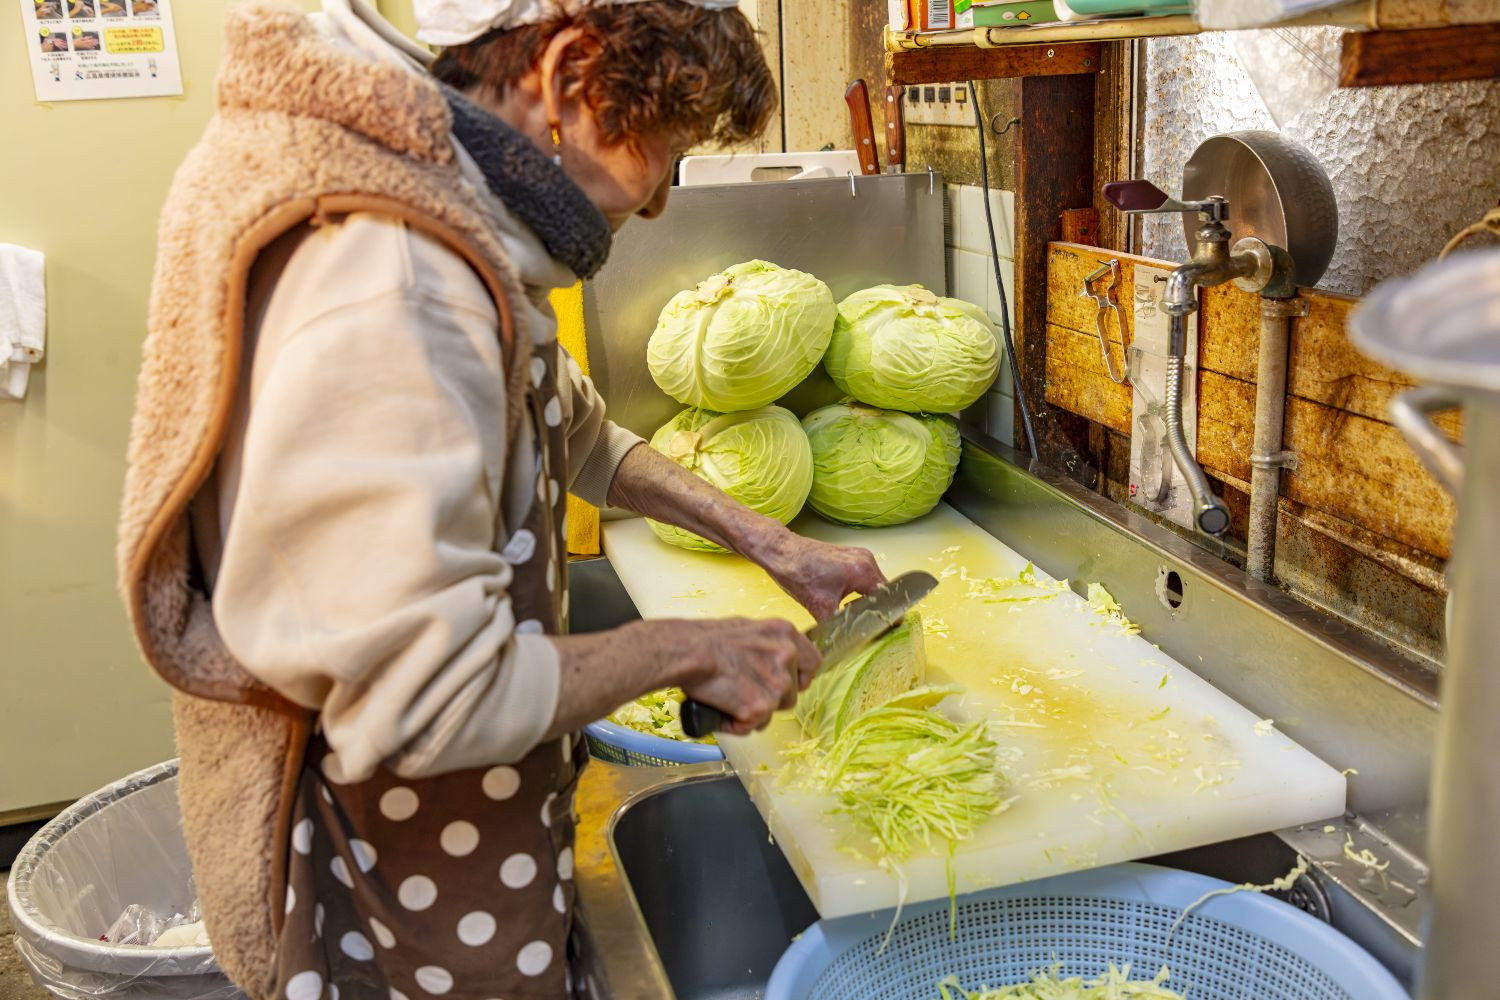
{"left": 680, "top": 699, "right": 724, "bottom": 739}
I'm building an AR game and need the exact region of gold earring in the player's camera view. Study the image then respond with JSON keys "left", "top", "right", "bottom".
{"left": 549, "top": 121, "right": 563, "bottom": 166}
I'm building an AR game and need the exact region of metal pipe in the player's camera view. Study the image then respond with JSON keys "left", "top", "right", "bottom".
{"left": 1163, "top": 323, "right": 1230, "bottom": 537}
{"left": 1246, "top": 300, "right": 1294, "bottom": 582}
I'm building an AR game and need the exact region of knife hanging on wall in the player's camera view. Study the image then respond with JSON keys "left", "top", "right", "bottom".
{"left": 845, "top": 79, "right": 881, "bottom": 176}
{"left": 884, "top": 84, "right": 905, "bottom": 174}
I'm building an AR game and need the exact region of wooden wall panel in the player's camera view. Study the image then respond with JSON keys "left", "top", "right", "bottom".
{"left": 1046, "top": 241, "right": 1458, "bottom": 561}
{"left": 1044, "top": 324, "right": 1131, "bottom": 434}
{"left": 1013, "top": 75, "right": 1101, "bottom": 485}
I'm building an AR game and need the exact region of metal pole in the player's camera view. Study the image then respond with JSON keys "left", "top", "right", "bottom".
{"left": 1246, "top": 298, "right": 1303, "bottom": 582}
{"left": 1420, "top": 402, "right": 1500, "bottom": 999}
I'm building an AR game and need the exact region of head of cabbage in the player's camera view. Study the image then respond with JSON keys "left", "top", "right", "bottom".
{"left": 824, "top": 284, "right": 1000, "bottom": 413}
{"left": 647, "top": 405, "right": 814, "bottom": 551}
{"left": 803, "top": 402, "right": 960, "bottom": 527}
{"left": 647, "top": 260, "right": 836, "bottom": 412}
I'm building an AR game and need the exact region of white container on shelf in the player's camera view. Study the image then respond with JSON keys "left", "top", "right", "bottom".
{"left": 679, "top": 151, "right": 862, "bottom": 187}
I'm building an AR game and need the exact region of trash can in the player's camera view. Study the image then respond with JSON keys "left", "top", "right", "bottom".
{"left": 6, "top": 760, "right": 245, "bottom": 999}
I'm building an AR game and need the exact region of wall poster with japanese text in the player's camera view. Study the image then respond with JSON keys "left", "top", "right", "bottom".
{"left": 20, "top": 0, "right": 183, "bottom": 102}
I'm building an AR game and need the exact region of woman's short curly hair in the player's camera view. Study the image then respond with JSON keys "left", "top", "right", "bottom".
{"left": 431, "top": 2, "right": 777, "bottom": 149}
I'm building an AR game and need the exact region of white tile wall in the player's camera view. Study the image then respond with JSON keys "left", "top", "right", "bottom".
{"left": 944, "top": 183, "right": 1017, "bottom": 446}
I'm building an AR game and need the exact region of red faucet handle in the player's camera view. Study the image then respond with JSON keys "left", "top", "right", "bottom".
{"left": 1103, "top": 179, "right": 1173, "bottom": 212}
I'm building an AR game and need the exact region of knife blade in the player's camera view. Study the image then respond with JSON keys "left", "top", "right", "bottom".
{"left": 845, "top": 79, "right": 880, "bottom": 176}
{"left": 680, "top": 571, "right": 939, "bottom": 738}
{"left": 884, "top": 84, "right": 905, "bottom": 174}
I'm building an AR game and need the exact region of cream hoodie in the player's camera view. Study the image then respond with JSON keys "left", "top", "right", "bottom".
{"left": 190, "top": 1, "right": 642, "bottom": 783}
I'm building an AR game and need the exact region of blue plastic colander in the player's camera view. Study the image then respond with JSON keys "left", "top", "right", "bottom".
{"left": 583, "top": 719, "right": 725, "bottom": 767}
{"left": 767, "top": 862, "right": 1409, "bottom": 1000}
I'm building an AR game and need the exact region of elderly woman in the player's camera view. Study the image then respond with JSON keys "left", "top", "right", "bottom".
{"left": 118, "top": 0, "right": 881, "bottom": 997}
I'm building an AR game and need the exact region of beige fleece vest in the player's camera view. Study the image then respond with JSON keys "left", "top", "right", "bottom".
{"left": 116, "top": 6, "right": 531, "bottom": 995}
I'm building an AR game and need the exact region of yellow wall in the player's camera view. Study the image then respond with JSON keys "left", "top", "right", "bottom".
{"left": 0, "top": 0, "right": 317, "bottom": 817}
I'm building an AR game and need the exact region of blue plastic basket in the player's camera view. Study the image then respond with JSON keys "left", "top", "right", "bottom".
{"left": 583, "top": 719, "right": 725, "bottom": 767}
{"left": 768, "top": 862, "right": 1408, "bottom": 1000}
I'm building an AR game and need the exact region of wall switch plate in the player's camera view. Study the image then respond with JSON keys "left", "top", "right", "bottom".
{"left": 904, "top": 81, "right": 979, "bottom": 127}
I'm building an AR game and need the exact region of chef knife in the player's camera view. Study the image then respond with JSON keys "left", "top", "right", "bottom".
{"left": 845, "top": 79, "right": 881, "bottom": 176}
{"left": 884, "top": 84, "right": 905, "bottom": 174}
{"left": 680, "top": 570, "right": 940, "bottom": 739}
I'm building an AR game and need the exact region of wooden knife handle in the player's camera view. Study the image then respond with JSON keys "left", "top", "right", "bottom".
{"left": 845, "top": 79, "right": 880, "bottom": 176}
{"left": 884, "top": 84, "right": 905, "bottom": 173}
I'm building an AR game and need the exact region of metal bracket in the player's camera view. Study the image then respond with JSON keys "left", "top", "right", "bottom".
{"left": 1081, "top": 258, "right": 1130, "bottom": 385}
{"left": 1261, "top": 297, "right": 1311, "bottom": 319}
{"left": 1251, "top": 449, "right": 1299, "bottom": 471}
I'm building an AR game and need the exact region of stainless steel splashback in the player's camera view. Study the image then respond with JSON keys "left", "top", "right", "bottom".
{"left": 582, "top": 173, "right": 946, "bottom": 439}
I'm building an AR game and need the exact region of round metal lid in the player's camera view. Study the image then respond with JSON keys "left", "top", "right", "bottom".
{"left": 1181, "top": 131, "right": 1338, "bottom": 288}
{"left": 1350, "top": 248, "right": 1500, "bottom": 392}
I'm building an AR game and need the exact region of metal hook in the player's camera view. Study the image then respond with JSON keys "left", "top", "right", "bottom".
{"left": 927, "top": 165, "right": 935, "bottom": 195}
{"left": 848, "top": 171, "right": 858, "bottom": 198}
{"left": 1080, "top": 258, "right": 1130, "bottom": 385}
{"left": 991, "top": 114, "right": 1020, "bottom": 138}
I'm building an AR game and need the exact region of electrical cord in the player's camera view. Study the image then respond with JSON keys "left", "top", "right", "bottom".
{"left": 969, "top": 80, "right": 1038, "bottom": 461}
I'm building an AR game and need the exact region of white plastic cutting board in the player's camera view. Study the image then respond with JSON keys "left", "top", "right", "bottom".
{"left": 601, "top": 504, "right": 1346, "bottom": 918}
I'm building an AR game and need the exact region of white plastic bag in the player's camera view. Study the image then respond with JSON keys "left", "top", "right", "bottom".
{"left": 1193, "top": 0, "right": 1349, "bottom": 28}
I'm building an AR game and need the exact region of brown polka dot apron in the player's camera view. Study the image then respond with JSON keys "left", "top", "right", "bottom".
{"left": 272, "top": 348, "right": 583, "bottom": 1000}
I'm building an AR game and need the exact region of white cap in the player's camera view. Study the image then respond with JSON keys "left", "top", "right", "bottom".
{"left": 414, "top": 0, "right": 742, "bottom": 46}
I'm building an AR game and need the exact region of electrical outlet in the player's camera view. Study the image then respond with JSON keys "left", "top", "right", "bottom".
{"left": 903, "top": 81, "right": 978, "bottom": 128}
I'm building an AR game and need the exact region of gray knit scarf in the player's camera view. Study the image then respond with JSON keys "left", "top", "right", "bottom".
{"left": 442, "top": 86, "right": 613, "bottom": 280}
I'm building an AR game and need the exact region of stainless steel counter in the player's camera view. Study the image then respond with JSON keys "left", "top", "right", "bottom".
{"left": 568, "top": 437, "right": 1435, "bottom": 996}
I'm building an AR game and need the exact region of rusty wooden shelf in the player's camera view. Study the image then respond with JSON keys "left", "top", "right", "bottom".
{"left": 886, "top": 0, "right": 1499, "bottom": 85}
{"left": 1340, "top": 23, "right": 1500, "bottom": 87}
{"left": 885, "top": 42, "right": 1101, "bottom": 84}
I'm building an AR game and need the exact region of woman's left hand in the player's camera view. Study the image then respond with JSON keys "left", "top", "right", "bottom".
{"left": 758, "top": 531, "right": 886, "bottom": 621}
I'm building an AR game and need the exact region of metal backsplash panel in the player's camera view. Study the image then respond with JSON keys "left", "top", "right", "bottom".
{"left": 583, "top": 173, "right": 946, "bottom": 439}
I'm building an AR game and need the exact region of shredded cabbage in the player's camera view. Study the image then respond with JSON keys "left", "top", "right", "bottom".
{"left": 937, "top": 963, "right": 1183, "bottom": 999}
{"left": 793, "top": 686, "right": 1009, "bottom": 867}
{"left": 1168, "top": 855, "right": 1310, "bottom": 941}
{"left": 1086, "top": 583, "right": 1141, "bottom": 636}
{"left": 607, "top": 688, "right": 717, "bottom": 745}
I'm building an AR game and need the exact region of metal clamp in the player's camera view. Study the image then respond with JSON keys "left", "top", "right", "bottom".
{"left": 1250, "top": 449, "right": 1299, "bottom": 471}
{"left": 1081, "top": 259, "right": 1130, "bottom": 385}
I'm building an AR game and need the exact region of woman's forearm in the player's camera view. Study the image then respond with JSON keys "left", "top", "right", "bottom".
{"left": 606, "top": 441, "right": 792, "bottom": 560}
{"left": 604, "top": 441, "right": 887, "bottom": 621}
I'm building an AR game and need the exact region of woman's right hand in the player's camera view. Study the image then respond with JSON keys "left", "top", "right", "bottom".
{"left": 647, "top": 618, "right": 822, "bottom": 735}
{"left": 545, "top": 616, "right": 821, "bottom": 743}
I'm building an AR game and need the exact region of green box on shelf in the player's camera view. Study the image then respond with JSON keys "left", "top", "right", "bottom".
{"left": 971, "top": 0, "right": 1063, "bottom": 25}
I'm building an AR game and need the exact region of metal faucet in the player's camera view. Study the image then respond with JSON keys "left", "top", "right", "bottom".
{"left": 1104, "top": 180, "right": 1276, "bottom": 536}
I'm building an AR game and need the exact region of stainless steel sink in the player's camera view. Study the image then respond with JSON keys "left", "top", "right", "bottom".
{"left": 570, "top": 557, "right": 819, "bottom": 998}
{"left": 611, "top": 775, "right": 819, "bottom": 999}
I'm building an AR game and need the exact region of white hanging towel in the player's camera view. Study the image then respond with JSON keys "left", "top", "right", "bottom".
{"left": 0, "top": 244, "right": 46, "bottom": 400}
